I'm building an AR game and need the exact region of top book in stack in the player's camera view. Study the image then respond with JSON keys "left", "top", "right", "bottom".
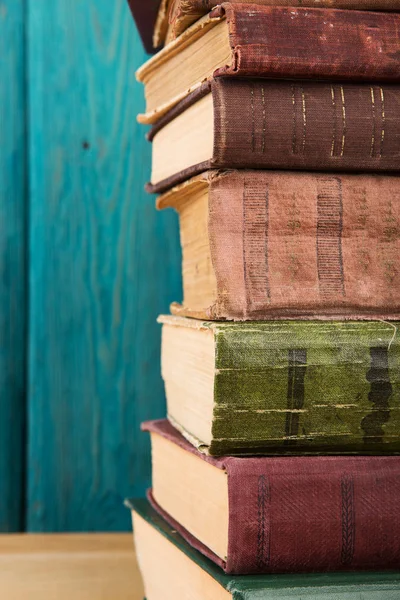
{"left": 154, "top": 0, "right": 400, "bottom": 48}
{"left": 136, "top": 4, "right": 400, "bottom": 124}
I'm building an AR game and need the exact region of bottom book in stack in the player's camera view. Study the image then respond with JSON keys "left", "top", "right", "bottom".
{"left": 128, "top": 498, "right": 400, "bottom": 600}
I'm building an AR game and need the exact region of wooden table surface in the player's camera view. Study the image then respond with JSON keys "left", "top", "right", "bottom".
{"left": 0, "top": 534, "right": 144, "bottom": 599}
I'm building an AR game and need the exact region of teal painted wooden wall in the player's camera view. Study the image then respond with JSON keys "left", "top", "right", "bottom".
{"left": 0, "top": 0, "right": 182, "bottom": 531}
{"left": 0, "top": 0, "right": 26, "bottom": 532}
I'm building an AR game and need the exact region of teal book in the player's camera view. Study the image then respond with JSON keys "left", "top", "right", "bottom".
{"left": 127, "top": 498, "right": 400, "bottom": 600}
{"left": 160, "top": 316, "right": 400, "bottom": 456}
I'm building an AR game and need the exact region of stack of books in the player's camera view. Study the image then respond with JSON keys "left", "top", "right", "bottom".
{"left": 126, "top": 1, "right": 400, "bottom": 598}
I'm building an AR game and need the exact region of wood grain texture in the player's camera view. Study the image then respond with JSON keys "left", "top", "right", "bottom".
{"left": 0, "top": 1, "right": 26, "bottom": 532}
{"left": 0, "top": 534, "right": 143, "bottom": 599}
{"left": 26, "top": 0, "right": 182, "bottom": 531}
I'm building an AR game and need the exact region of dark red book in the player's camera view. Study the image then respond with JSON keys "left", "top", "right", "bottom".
{"left": 137, "top": 4, "right": 400, "bottom": 125}
{"left": 144, "top": 419, "right": 400, "bottom": 575}
{"left": 126, "top": 0, "right": 161, "bottom": 53}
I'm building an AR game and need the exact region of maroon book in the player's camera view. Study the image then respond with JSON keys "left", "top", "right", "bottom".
{"left": 144, "top": 419, "right": 400, "bottom": 575}
{"left": 126, "top": 0, "right": 161, "bottom": 53}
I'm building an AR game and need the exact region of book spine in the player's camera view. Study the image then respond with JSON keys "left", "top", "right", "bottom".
{"left": 207, "top": 170, "right": 400, "bottom": 320}
{"left": 210, "top": 321, "right": 400, "bottom": 456}
{"left": 212, "top": 79, "right": 400, "bottom": 173}
{"left": 215, "top": 5, "right": 400, "bottom": 82}
{"left": 169, "top": 0, "right": 400, "bottom": 41}
{"left": 226, "top": 456, "right": 400, "bottom": 573}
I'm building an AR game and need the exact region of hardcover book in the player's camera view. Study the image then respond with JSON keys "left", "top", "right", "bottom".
{"left": 141, "top": 419, "right": 400, "bottom": 574}
{"left": 159, "top": 315, "right": 400, "bottom": 455}
{"left": 160, "top": 0, "right": 400, "bottom": 46}
{"left": 158, "top": 170, "right": 400, "bottom": 320}
{"left": 148, "top": 79, "right": 400, "bottom": 193}
{"left": 126, "top": 0, "right": 160, "bottom": 54}
{"left": 128, "top": 497, "right": 400, "bottom": 594}
{"left": 136, "top": 4, "right": 400, "bottom": 124}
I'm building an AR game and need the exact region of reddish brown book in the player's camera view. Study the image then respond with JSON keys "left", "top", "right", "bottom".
{"left": 137, "top": 4, "right": 400, "bottom": 124}
{"left": 148, "top": 79, "right": 400, "bottom": 193}
{"left": 157, "top": 170, "right": 400, "bottom": 321}
{"left": 144, "top": 419, "right": 400, "bottom": 574}
{"left": 126, "top": 0, "right": 160, "bottom": 53}
{"left": 161, "top": 0, "right": 400, "bottom": 46}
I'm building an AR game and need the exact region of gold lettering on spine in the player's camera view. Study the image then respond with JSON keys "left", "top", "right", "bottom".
{"left": 379, "top": 87, "right": 385, "bottom": 158}
{"left": 340, "top": 86, "right": 346, "bottom": 157}
{"left": 291, "top": 85, "right": 297, "bottom": 154}
{"left": 301, "top": 87, "right": 307, "bottom": 154}
{"left": 330, "top": 86, "right": 337, "bottom": 158}
{"left": 261, "top": 86, "right": 266, "bottom": 154}
{"left": 250, "top": 86, "right": 255, "bottom": 152}
{"left": 370, "top": 87, "right": 376, "bottom": 158}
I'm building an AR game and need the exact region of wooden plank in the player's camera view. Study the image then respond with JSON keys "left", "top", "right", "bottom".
{"left": 0, "top": 1, "right": 26, "bottom": 532}
{"left": 0, "top": 534, "right": 143, "bottom": 599}
{"left": 26, "top": 1, "right": 182, "bottom": 531}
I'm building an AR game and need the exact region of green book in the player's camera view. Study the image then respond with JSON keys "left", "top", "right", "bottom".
{"left": 159, "top": 316, "right": 400, "bottom": 455}
{"left": 128, "top": 498, "right": 400, "bottom": 600}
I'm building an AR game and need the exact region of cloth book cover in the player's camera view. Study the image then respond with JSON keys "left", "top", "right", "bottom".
{"left": 128, "top": 497, "right": 400, "bottom": 598}
{"left": 162, "top": 0, "right": 400, "bottom": 45}
{"left": 158, "top": 170, "right": 400, "bottom": 320}
{"left": 159, "top": 315, "right": 400, "bottom": 456}
{"left": 147, "top": 420, "right": 400, "bottom": 573}
{"left": 148, "top": 79, "right": 400, "bottom": 193}
{"left": 137, "top": 4, "right": 400, "bottom": 124}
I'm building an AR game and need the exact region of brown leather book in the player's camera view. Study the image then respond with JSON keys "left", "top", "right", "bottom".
{"left": 158, "top": 0, "right": 400, "bottom": 47}
{"left": 157, "top": 170, "right": 400, "bottom": 321}
{"left": 148, "top": 79, "right": 400, "bottom": 193}
{"left": 136, "top": 4, "right": 400, "bottom": 124}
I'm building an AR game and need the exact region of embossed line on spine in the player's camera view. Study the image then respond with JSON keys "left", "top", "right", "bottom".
{"left": 301, "top": 87, "right": 307, "bottom": 154}
{"left": 370, "top": 87, "right": 376, "bottom": 158}
{"left": 330, "top": 86, "right": 337, "bottom": 157}
{"left": 340, "top": 86, "right": 346, "bottom": 157}
{"left": 291, "top": 85, "right": 306, "bottom": 155}
{"left": 261, "top": 86, "right": 266, "bottom": 154}
{"left": 285, "top": 349, "right": 307, "bottom": 445}
{"left": 379, "top": 87, "right": 385, "bottom": 158}
{"left": 291, "top": 84, "right": 297, "bottom": 154}
{"left": 361, "top": 346, "right": 392, "bottom": 444}
{"left": 316, "top": 177, "right": 346, "bottom": 299}
{"left": 250, "top": 85, "right": 256, "bottom": 152}
{"left": 243, "top": 180, "right": 271, "bottom": 309}
{"left": 341, "top": 475, "right": 355, "bottom": 566}
{"left": 257, "top": 475, "right": 271, "bottom": 569}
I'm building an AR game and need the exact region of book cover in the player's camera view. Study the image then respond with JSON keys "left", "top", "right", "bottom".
{"left": 138, "top": 4, "right": 400, "bottom": 124}
{"left": 163, "top": 0, "right": 400, "bottom": 44}
{"left": 162, "top": 0, "right": 400, "bottom": 45}
{"left": 148, "top": 79, "right": 400, "bottom": 193}
{"left": 158, "top": 170, "right": 400, "bottom": 320}
{"left": 159, "top": 315, "right": 400, "bottom": 455}
{"left": 132, "top": 441, "right": 400, "bottom": 574}
{"left": 129, "top": 497, "right": 400, "bottom": 597}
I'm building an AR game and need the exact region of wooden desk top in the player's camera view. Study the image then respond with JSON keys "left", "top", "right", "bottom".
{"left": 0, "top": 534, "right": 144, "bottom": 599}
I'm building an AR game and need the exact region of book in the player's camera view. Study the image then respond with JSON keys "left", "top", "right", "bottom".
{"left": 126, "top": 0, "right": 161, "bottom": 54}
{"left": 161, "top": 0, "right": 400, "bottom": 46}
{"left": 158, "top": 315, "right": 400, "bottom": 456}
{"left": 141, "top": 419, "right": 400, "bottom": 574}
{"left": 128, "top": 496, "right": 400, "bottom": 592}
{"left": 136, "top": 4, "right": 400, "bottom": 124}
{"left": 157, "top": 170, "right": 400, "bottom": 320}
{"left": 148, "top": 79, "right": 400, "bottom": 193}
